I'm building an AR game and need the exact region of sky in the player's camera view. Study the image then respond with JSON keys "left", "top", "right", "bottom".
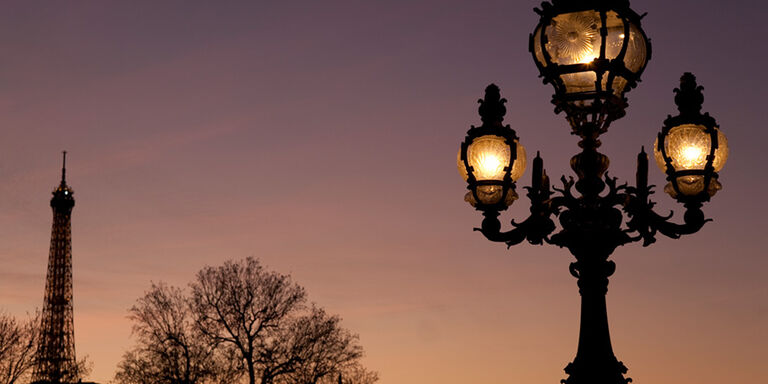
{"left": 0, "top": 0, "right": 765, "bottom": 383}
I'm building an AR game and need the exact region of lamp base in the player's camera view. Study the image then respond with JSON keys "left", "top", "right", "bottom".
{"left": 561, "top": 356, "right": 631, "bottom": 384}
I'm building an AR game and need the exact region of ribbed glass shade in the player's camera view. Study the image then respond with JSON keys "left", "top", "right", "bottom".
{"left": 534, "top": 10, "right": 648, "bottom": 98}
{"left": 462, "top": 185, "right": 520, "bottom": 207}
{"left": 457, "top": 135, "right": 527, "bottom": 182}
{"left": 548, "top": 11, "right": 601, "bottom": 66}
{"left": 622, "top": 22, "right": 648, "bottom": 73}
{"left": 654, "top": 124, "right": 729, "bottom": 197}
{"left": 663, "top": 175, "right": 722, "bottom": 197}
{"left": 472, "top": 185, "right": 510, "bottom": 206}
{"left": 532, "top": 24, "right": 546, "bottom": 68}
{"left": 653, "top": 124, "right": 729, "bottom": 173}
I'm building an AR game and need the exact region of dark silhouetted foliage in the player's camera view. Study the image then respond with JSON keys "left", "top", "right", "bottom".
{"left": 115, "top": 258, "right": 376, "bottom": 384}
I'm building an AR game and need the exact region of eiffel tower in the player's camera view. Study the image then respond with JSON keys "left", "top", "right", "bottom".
{"left": 32, "top": 152, "right": 80, "bottom": 384}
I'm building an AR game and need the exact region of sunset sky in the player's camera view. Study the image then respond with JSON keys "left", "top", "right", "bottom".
{"left": 0, "top": 1, "right": 765, "bottom": 383}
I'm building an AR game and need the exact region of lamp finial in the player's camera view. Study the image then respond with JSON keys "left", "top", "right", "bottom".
{"left": 674, "top": 72, "right": 704, "bottom": 117}
{"left": 478, "top": 84, "right": 507, "bottom": 125}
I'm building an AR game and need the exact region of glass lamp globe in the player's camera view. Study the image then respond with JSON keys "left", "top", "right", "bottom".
{"left": 458, "top": 135, "right": 527, "bottom": 207}
{"left": 530, "top": 1, "right": 650, "bottom": 126}
{"left": 654, "top": 124, "right": 728, "bottom": 198}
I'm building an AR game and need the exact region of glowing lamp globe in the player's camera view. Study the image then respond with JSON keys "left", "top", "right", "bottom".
{"left": 458, "top": 85, "right": 527, "bottom": 210}
{"left": 654, "top": 124, "right": 728, "bottom": 198}
{"left": 530, "top": 0, "right": 650, "bottom": 129}
{"left": 458, "top": 135, "right": 527, "bottom": 207}
{"left": 654, "top": 73, "right": 728, "bottom": 201}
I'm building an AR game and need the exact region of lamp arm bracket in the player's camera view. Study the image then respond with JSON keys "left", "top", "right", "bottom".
{"left": 475, "top": 198, "right": 558, "bottom": 247}
{"left": 623, "top": 192, "right": 710, "bottom": 246}
{"left": 649, "top": 204, "right": 710, "bottom": 239}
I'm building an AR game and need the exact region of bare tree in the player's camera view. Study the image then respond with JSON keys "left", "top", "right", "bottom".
{"left": 190, "top": 257, "right": 306, "bottom": 384}
{"left": 114, "top": 283, "right": 239, "bottom": 384}
{"left": 334, "top": 364, "right": 378, "bottom": 384}
{"left": 0, "top": 311, "right": 38, "bottom": 384}
{"left": 274, "top": 306, "right": 363, "bottom": 384}
{"left": 73, "top": 356, "right": 94, "bottom": 383}
{"left": 123, "top": 258, "right": 377, "bottom": 384}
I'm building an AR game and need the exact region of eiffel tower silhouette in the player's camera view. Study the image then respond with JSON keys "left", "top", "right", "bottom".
{"left": 32, "top": 152, "right": 80, "bottom": 384}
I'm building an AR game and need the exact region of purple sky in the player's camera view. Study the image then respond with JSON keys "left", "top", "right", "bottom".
{"left": 0, "top": 1, "right": 765, "bottom": 383}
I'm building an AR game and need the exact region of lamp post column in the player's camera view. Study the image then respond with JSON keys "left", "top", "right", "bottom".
{"left": 564, "top": 255, "right": 629, "bottom": 384}
{"left": 559, "top": 126, "right": 630, "bottom": 384}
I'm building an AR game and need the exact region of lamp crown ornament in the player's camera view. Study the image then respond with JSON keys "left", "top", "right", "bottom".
{"left": 674, "top": 72, "right": 704, "bottom": 116}
{"left": 478, "top": 84, "right": 507, "bottom": 126}
{"left": 662, "top": 72, "right": 717, "bottom": 131}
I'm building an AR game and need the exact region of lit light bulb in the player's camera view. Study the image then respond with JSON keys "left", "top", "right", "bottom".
{"left": 578, "top": 51, "right": 598, "bottom": 64}
{"left": 679, "top": 145, "right": 705, "bottom": 169}
{"left": 477, "top": 153, "right": 503, "bottom": 178}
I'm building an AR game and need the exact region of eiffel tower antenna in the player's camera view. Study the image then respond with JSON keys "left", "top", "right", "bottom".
{"left": 32, "top": 152, "right": 79, "bottom": 384}
{"left": 61, "top": 151, "right": 66, "bottom": 183}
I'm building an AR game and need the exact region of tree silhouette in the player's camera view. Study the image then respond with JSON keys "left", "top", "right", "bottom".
{"left": 0, "top": 311, "right": 38, "bottom": 384}
{"left": 265, "top": 306, "right": 362, "bottom": 384}
{"left": 189, "top": 257, "right": 306, "bottom": 384}
{"left": 335, "top": 365, "right": 378, "bottom": 384}
{"left": 115, "top": 283, "right": 239, "bottom": 384}
{"left": 116, "top": 257, "right": 376, "bottom": 384}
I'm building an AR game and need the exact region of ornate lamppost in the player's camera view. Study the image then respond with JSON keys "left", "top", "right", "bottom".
{"left": 457, "top": 1, "right": 729, "bottom": 383}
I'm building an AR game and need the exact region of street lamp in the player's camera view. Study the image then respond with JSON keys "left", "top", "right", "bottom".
{"left": 654, "top": 72, "right": 729, "bottom": 202}
{"left": 457, "top": 85, "right": 527, "bottom": 210}
{"left": 456, "top": 1, "right": 729, "bottom": 383}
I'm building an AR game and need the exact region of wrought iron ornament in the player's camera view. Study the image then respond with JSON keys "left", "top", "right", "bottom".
{"left": 462, "top": 16, "right": 730, "bottom": 377}
{"left": 33, "top": 152, "right": 80, "bottom": 384}
{"left": 461, "top": 73, "right": 727, "bottom": 382}
{"left": 458, "top": 0, "right": 731, "bottom": 380}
